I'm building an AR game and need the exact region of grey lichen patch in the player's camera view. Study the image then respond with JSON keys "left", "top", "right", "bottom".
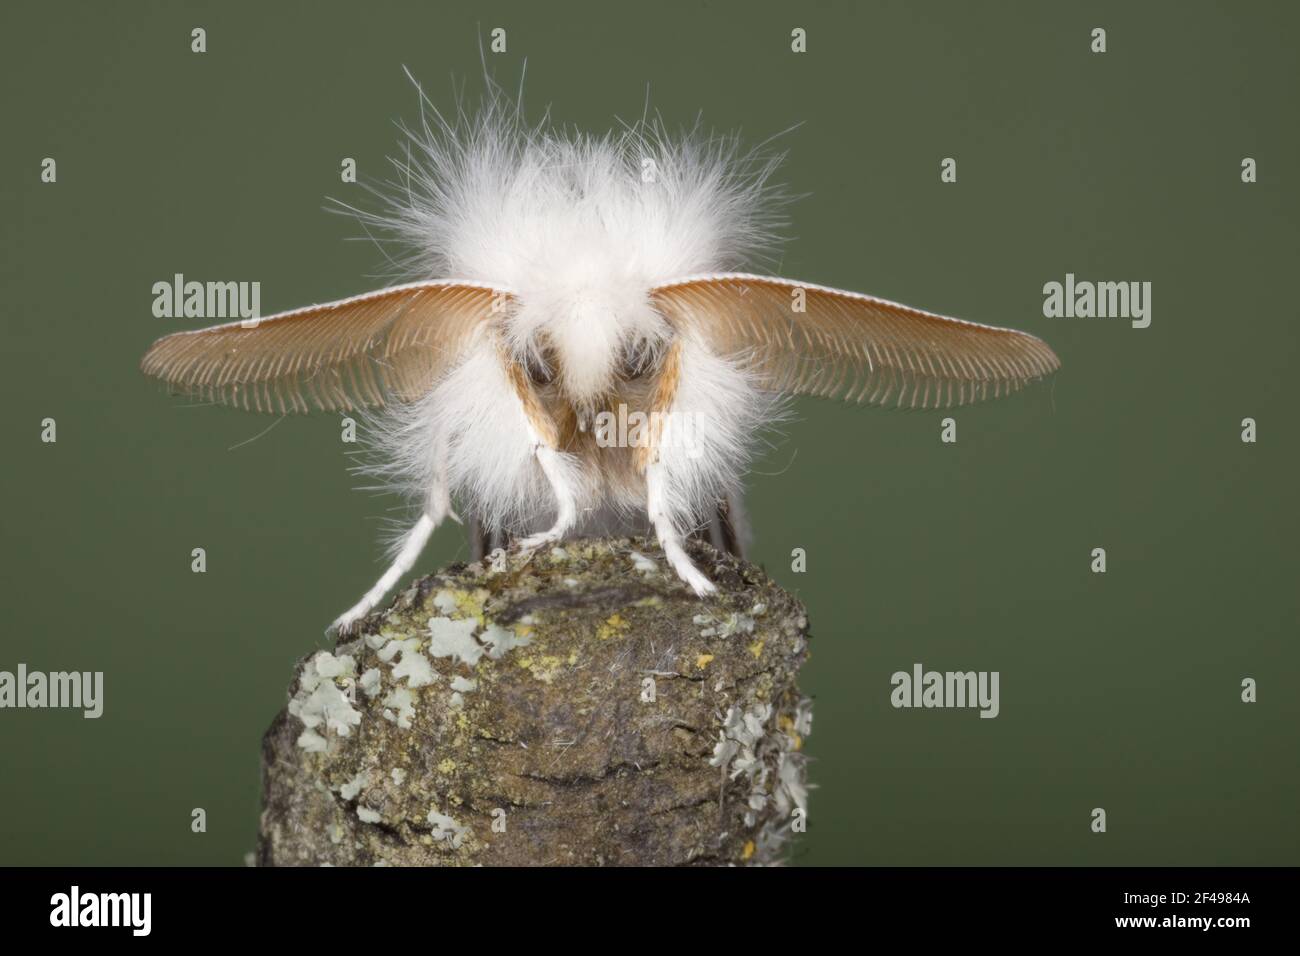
{"left": 287, "top": 651, "right": 361, "bottom": 752}
{"left": 390, "top": 640, "right": 438, "bottom": 688}
{"left": 258, "top": 536, "right": 812, "bottom": 867}
{"left": 427, "top": 807, "right": 470, "bottom": 848}
{"left": 426, "top": 616, "right": 485, "bottom": 666}
{"left": 628, "top": 550, "right": 659, "bottom": 574}
{"left": 479, "top": 623, "right": 530, "bottom": 659}
{"left": 712, "top": 695, "right": 814, "bottom": 851}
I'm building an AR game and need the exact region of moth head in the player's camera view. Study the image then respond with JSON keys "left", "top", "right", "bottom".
{"left": 508, "top": 281, "right": 671, "bottom": 406}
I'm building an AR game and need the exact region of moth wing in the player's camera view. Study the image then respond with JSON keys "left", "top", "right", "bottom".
{"left": 651, "top": 274, "right": 1060, "bottom": 408}
{"left": 140, "top": 281, "right": 510, "bottom": 413}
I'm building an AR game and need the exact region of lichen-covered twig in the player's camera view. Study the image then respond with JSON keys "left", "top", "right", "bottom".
{"left": 258, "top": 537, "right": 812, "bottom": 866}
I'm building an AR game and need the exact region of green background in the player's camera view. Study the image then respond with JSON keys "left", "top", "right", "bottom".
{"left": 2, "top": 0, "right": 1296, "bottom": 866}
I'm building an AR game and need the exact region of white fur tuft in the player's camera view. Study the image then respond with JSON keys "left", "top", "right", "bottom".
{"left": 351, "top": 73, "right": 789, "bottom": 561}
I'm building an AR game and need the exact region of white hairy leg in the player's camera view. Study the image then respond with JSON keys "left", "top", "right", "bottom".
{"left": 429, "top": 434, "right": 462, "bottom": 526}
{"left": 493, "top": 338, "right": 577, "bottom": 552}
{"left": 329, "top": 513, "right": 437, "bottom": 635}
{"left": 515, "top": 427, "right": 577, "bottom": 550}
{"left": 646, "top": 460, "right": 716, "bottom": 596}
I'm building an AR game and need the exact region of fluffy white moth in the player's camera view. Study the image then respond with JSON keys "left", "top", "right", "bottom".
{"left": 141, "top": 77, "right": 1060, "bottom": 635}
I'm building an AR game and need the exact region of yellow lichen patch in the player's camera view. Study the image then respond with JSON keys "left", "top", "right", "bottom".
{"left": 456, "top": 712, "right": 470, "bottom": 731}
{"left": 529, "top": 655, "right": 564, "bottom": 684}
{"left": 696, "top": 653, "right": 715, "bottom": 669}
{"left": 444, "top": 587, "right": 490, "bottom": 626}
{"left": 597, "top": 613, "right": 630, "bottom": 640}
{"left": 515, "top": 654, "right": 564, "bottom": 683}
{"left": 741, "top": 840, "right": 755, "bottom": 861}
{"left": 513, "top": 622, "right": 535, "bottom": 638}
{"left": 437, "top": 758, "right": 457, "bottom": 774}
{"left": 778, "top": 714, "right": 803, "bottom": 750}
{"left": 633, "top": 595, "right": 662, "bottom": 608}
{"left": 567, "top": 650, "right": 579, "bottom": 665}
{"left": 748, "top": 639, "right": 765, "bottom": 659}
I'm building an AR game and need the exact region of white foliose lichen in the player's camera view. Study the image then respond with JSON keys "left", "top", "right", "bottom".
{"left": 711, "top": 696, "right": 814, "bottom": 836}
{"left": 314, "top": 651, "right": 354, "bottom": 679}
{"left": 339, "top": 770, "right": 370, "bottom": 801}
{"left": 297, "top": 730, "right": 328, "bottom": 753}
{"left": 711, "top": 703, "right": 772, "bottom": 781}
{"left": 774, "top": 751, "right": 808, "bottom": 816}
{"left": 695, "top": 611, "right": 757, "bottom": 639}
{"left": 382, "top": 686, "right": 416, "bottom": 729}
{"left": 717, "top": 612, "right": 756, "bottom": 637}
{"left": 427, "top": 616, "right": 487, "bottom": 666}
{"left": 792, "top": 696, "right": 813, "bottom": 738}
{"left": 771, "top": 696, "right": 814, "bottom": 817}
{"left": 391, "top": 639, "right": 438, "bottom": 688}
{"left": 427, "top": 808, "right": 470, "bottom": 848}
{"left": 629, "top": 551, "right": 659, "bottom": 573}
{"left": 289, "top": 651, "right": 363, "bottom": 749}
{"left": 354, "top": 607, "right": 536, "bottom": 731}
{"left": 479, "top": 624, "right": 531, "bottom": 660}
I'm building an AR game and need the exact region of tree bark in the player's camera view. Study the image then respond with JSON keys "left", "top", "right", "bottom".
{"left": 257, "top": 537, "right": 812, "bottom": 866}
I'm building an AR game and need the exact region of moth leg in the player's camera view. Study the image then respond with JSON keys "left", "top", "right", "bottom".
{"left": 467, "top": 514, "right": 508, "bottom": 562}
{"left": 639, "top": 341, "right": 716, "bottom": 597}
{"left": 722, "top": 489, "right": 751, "bottom": 559}
{"left": 328, "top": 429, "right": 461, "bottom": 636}
{"left": 429, "top": 431, "right": 461, "bottom": 528}
{"left": 646, "top": 463, "right": 716, "bottom": 596}
{"left": 498, "top": 345, "right": 577, "bottom": 551}
{"left": 688, "top": 491, "right": 746, "bottom": 559}
{"left": 515, "top": 441, "right": 578, "bottom": 550}
{"left": 328, "top": 513, "right": 436, "bottom": 636}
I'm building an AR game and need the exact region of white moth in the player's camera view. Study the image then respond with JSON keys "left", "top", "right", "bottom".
{"left": 141, "top": 78, "right": 1059, "bottom": 635}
